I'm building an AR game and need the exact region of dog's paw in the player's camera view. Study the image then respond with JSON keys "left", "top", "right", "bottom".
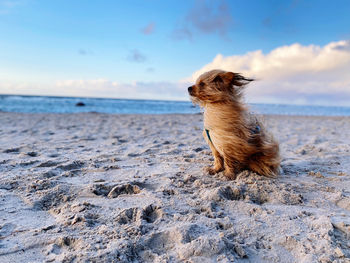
{"left": 223, "top": 170, "right": 237, "bottom": 180}
{"left": 206, "top": 166, "right": 219, "bottom": 175}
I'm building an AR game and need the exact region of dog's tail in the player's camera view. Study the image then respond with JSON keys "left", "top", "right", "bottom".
{"left": 248, "top": 139, "right": 281, "bottom": 177}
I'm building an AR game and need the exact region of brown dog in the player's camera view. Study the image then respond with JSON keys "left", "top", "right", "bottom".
{"left": 188, "top": 69, "right": 280, "bottom": 179}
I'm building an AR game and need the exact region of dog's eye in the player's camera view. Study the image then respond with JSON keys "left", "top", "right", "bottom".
{"left": 199, "top": 82, "right": 204, "bottom": 87}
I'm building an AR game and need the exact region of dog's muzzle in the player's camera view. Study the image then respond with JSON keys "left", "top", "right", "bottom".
{"left": 188, "top": 86, "right": 193, "bottom": 95}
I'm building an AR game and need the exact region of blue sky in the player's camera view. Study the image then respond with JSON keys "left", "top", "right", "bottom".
{"left": 1, "top": 0, "right": 350, "bottom": 105}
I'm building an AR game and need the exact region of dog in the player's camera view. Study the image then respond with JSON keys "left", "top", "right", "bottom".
{"left": 188, "top": 69, "right": 280, "bottom": 180}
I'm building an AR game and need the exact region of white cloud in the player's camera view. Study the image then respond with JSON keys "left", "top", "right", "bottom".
{"left": 1, "top": 79, "right": 189, "bottom": 101}
{"left": 55, "top": 79, "right": 187, "bottom": 100}
{"left": 3, "top": 40, "right": 350, "bottom": 106}
{"left": 189, "top": 40, "right": 350, "bottom": 106}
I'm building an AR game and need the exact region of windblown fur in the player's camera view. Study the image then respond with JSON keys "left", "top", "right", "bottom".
{"left": 188, "top": 69, "right": 280, "bottom": 179}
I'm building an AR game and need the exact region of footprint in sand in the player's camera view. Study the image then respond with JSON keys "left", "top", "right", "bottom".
{"left": 115, "top": 205, "right": 163, "bottom": 225}
{"left": 3, "top": 147, "right": 21, "bottom": 154}
{"left": 91, "top": 183, "right": 142, "bottom": 198}
{"left": 56, "top": 161, "right": 85, "bottom": 171}
{"left": 26, "top": 151, "right": 38, "bottom": 157}
{"left": 141, "top": 204, "right": 163, "bottom": 223}
{"left": 107, "top": 184, "right": 141, "bottom": 198}
{"left": 32, "top": 185, "right": 74, "bottom": 211}
{"left": 200, "top": 174, "right": 303, "bottom": 205}
{"left": 37, "top": 160, "right": 63, "bottom": 168}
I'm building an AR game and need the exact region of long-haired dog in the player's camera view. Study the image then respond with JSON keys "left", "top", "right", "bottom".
{"left": 188, "top": 70, "right": 280, "bottom": 180}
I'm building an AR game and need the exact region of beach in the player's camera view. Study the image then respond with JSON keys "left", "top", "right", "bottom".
{"left": 0, "top": 112, "right": 349, "bottom": 262}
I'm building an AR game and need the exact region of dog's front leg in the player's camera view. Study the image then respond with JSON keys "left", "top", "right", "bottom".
{"left": 223, "top": 158, "right": 238, "bottom": 180}
{"left": 203, "top": 130, "right": 224, "bottom": 175}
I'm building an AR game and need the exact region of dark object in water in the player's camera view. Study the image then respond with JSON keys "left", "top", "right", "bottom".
{"left": 75, "top": 102, "right": 86, "bottom": 107}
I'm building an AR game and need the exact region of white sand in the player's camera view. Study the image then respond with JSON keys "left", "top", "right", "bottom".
{"left": 0, "top": 112, "right": 349, "bottom": 262}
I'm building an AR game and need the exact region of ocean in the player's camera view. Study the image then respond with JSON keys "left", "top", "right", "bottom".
{"left": 1, "top": 95, "right": 350, "bottom": 116}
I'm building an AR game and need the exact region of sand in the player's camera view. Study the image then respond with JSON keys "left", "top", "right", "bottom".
{"left": 0, "top": 112, "right": 349, "bottom": 263}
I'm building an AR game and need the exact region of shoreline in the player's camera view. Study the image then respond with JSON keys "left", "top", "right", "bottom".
{"left": 2, "top": 110, "right": 350, "bottom": 118}
{"left": 1, "top": 112, "right": 349, "bottom": 262}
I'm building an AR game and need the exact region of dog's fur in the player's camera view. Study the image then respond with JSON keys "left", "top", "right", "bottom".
{"left": 188, "top": 69, "right": 280, "bottom": 179}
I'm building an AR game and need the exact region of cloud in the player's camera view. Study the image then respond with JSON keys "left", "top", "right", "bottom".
{"left": 172, "top": 0, "right": 232, "bottom": 41}
{"left": 172, "top": 27, "right": 193, "bottom": 41}
{"left": 1, "top": 79, "right": 189, "bottom": 101}
{"left": 141, "top": 22, "right": 155, "bottom": 35}
{"left": 127, "top": 49, "right": 147, "bottom": 63}
{"left": 189, "top": 40, "right": 350, "bottom": 106}
{"left": 55, "top": 79, "right": 119, "bottom": 96}
{"left": 333, "top": 40, "right": 350, "bottom": 52}
{"left": 56, "top": 79, "right": 189, "bottom": 100}
{"left": 4, "top": 39, "right": 350, "bottom": 106}
{"left": 78, "top": 48, "right": 94, "bottom": 56}
{"left": 262, "top": 0, "right": 300, "bottom": 29}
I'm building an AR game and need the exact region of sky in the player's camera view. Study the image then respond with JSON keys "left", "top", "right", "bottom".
{"left": 1, "top": 0, "right": 350, "bottom": 106}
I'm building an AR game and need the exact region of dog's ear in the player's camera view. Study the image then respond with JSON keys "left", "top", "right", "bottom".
{"left": 213, "top": 75, "right": 222, "bottom": 83}
{"left": 213, "top": 72, "right": 235, "bottom": 85}
{"left": 215, "top": 72, "right": 254, "bottom": 87}
{"left": 231, "top": 73, "right": 254, "bottom": 87}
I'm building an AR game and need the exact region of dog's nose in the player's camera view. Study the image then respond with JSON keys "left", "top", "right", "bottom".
{"left": 188, "top": 86, "right": 193, "bottom": 93}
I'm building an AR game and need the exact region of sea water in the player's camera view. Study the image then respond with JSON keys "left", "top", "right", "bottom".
{"left": 1, "top": 95, "right": 350, "bottom": 116}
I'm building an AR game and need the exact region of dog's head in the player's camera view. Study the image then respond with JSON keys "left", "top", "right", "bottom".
{"left": 188, "top": 70, "right": 253, "bottom": 105}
